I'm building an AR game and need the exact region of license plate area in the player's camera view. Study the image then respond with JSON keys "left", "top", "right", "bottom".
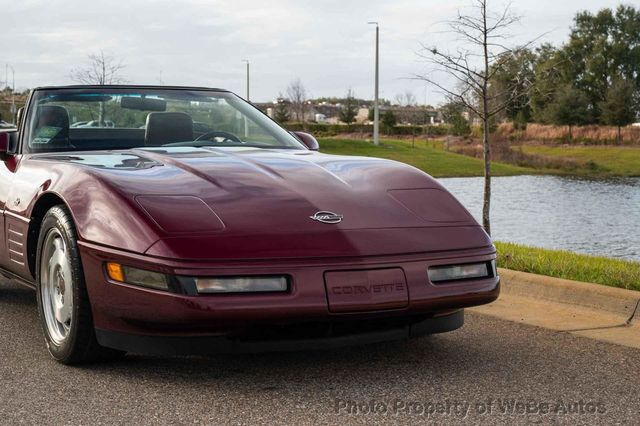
{"left": 324, "top": 268, "right": 409, "bottom": 313}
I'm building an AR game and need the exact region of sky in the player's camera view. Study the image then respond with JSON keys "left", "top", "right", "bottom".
{"left": 0, "top": 0, "right": 629, "bottom": 104}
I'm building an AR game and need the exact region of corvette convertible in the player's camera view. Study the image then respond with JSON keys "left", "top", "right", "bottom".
{"left": 0, "top": 86, "right": 499, "bottom": 364}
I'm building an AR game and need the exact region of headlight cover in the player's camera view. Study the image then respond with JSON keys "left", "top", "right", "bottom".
{"left": 194, "top": 276, "right": 289, "bottom": 294}
{"left": 106, "top": 262, "right": 169, "bottom": 291}
{"left": 428, "top": 260, "right": 495, "bottom": 283}
{"left": 106, "top": 263, "right": 290, "bottom": 295}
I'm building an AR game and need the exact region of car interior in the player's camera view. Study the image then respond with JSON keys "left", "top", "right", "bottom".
{"left": 30, "top": 106, "right": 199, "bottom": 152}
{"left": 24, "top": 89, "right": 305, "bottom": 153}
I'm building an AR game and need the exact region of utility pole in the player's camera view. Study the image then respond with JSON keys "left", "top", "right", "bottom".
{"left": 367, "top": 22, "right": 380, "bottom": 145}
{"left": 241, "top": 59, "right": 250, "bottom": 101}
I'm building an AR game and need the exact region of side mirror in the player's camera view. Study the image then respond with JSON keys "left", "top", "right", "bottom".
{"left": 0, "top": 131, "right": 17, "bottom": 159}
{"left": 292, "top": 131, "right": 319, "bottom": 151}
{"left": 16, "top": 107, "right": 24, "bottom": 130}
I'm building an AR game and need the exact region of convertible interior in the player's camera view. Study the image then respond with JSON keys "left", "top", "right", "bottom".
{"left": 30, "top": 105, "right": 209, "bottom": 152}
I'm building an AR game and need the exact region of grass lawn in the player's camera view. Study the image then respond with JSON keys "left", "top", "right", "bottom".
{"left": 495, "top": 241, "right": 640, "bottom": 291}
{"left": 319, "top": 138, "right": 541, "bottom": 178}
{"left": 521, "top": 145, "right": 640, "bottom": 177}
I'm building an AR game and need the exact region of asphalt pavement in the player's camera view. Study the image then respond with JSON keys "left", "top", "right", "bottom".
{"left": 1, "top": 278, "right": 639, "bottom": 425}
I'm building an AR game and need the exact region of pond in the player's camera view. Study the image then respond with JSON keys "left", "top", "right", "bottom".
{"left": 438, "top": 175, "right": 640, "bottom": 261}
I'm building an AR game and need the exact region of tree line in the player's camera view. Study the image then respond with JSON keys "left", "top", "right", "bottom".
{"left": 489, "top": 5, "right": 640, "bottom": 142}
{"left": 415, "top": 1, "right": 640, "bottom": 234}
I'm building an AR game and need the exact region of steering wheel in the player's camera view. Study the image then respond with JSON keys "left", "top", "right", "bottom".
{"left": 195, "top": 130, "right": 242, "bottom": 143}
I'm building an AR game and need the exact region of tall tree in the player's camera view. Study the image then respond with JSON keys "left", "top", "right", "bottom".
{"left": 488, "top": 48, "right": 536, "bottom": 122}
{"left": 285, "top": 78, "right": 308, "bottom": 123}
{"left": 273, "top": 95, "right": 290, "bottom": 124}
{"left": 338, "top": 89, "right": 358, "bottom": 124}
{"left": 599, "top": 78, "right": 638, "bottom": 143}
{"left": 529, "top": 44, "right": 573, "bottom": 123}
{"left": 546, "top": 85, "right": 591, "bottom": 141}
{"left": 70, "top": 50, "right": 126, "bottom": 85}
{"left": 381, "top": 110, "right": 397, "bottom": 133}
{"left": 416, "top": 0, "right": 541, "bottom": 235}
{"left": 70, "top": 51, "right": 126, "bottom": 126}
{"left": 564, "top": 6, "right": 640, "bottom": 121}
{"left": 441, "top": 101, "right": 472, "bottom": 136}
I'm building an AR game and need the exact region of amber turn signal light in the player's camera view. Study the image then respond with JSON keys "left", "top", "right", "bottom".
{"left": 106, "top": 262, "right": 125, "bottom": 282}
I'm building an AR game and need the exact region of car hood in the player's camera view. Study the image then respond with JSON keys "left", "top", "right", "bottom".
{"left": 35, "top": 147, "right": 491, "bottom": 259}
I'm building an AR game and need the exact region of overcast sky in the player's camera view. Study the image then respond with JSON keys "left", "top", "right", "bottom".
{"left": 1, "top": 0, "right": 627, "bottom": 104}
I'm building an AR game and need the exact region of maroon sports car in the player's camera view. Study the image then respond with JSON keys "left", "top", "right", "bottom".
{"left": 0, "top": 86, "right": 499, "bottom": 364}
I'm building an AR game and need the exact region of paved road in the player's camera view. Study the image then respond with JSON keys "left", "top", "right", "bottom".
{"left": 1, "top": 279, "right": 639, "bottom": 425}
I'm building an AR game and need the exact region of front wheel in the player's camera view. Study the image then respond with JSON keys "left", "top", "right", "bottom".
{"left": 36, "top": 205, "right": 124, "bottom": 364}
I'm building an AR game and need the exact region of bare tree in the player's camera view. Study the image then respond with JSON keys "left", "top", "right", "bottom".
{"left": 285, "top": 78, "right": 308, "bottom": 122}
{"left": 70, "top": 51, "right": 127, "bottom": 126}
{"left": 394, "top": 91, "right": 417, "bottom": 107}
{"left": 70, "top": 50, "right": 127, "bottom": 85}
{"left": 415, "top": 0, "right": 538, "bottom": 235}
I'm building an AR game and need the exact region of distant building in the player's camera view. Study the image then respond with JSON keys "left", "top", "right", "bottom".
{"left": 255, "top": 98, "right": 444, "bottom": 125}
{"left": 355, "top": 108, "right": 369, "bottom": 123}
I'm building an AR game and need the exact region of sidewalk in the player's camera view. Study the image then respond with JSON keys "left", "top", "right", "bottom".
{"left": 470, "top": 268, "right": 640, "bottom": 349}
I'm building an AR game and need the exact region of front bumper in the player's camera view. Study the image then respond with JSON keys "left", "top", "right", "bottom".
{"left": 95, "top": 310, "right": 465, "bottom": 355}
{"left": 78, "top": 242, "right": 499, "bottom": 353}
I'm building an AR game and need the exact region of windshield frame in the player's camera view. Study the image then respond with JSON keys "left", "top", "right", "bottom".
{"left": 21, "top": 86, "right": 306, "bottom": 154}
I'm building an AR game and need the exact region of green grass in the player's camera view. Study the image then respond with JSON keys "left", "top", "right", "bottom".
{"left": 319, "top": 138, "right": 540, "bottom": 178}
{"left": 521, "top": 145, "right": 640, "bottom": 177}
{"left": 495, "top": 241, "right": 640, "bottom": 291}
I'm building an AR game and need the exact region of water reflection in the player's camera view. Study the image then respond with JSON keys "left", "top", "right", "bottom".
{"left": 439, "top": 175, "right": 640, "bottom": 261}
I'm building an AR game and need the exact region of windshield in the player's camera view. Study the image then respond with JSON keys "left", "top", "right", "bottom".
{"left": 24, "top": 87, "right": 305, "bottom": 153}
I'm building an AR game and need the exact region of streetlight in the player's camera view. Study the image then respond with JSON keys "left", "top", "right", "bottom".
{"left": 6, "top": 64, "right": 15, "bottom": 124}
{"left": 367, "top": 22, "right": 380, "bottom": 146}
{"left": 241, "top": 59, "right": 250, "bottom": 101}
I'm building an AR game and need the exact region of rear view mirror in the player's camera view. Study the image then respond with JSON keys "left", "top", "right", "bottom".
{"left": 121, "top": 96, "right": 167, "bottom": 112}
{"left": 292, "top": 131, "right": 319, "bottom": 151}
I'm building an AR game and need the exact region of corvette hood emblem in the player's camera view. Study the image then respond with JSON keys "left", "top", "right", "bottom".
{"left": 310, "top": 211, "right": 344, "bottom": 224}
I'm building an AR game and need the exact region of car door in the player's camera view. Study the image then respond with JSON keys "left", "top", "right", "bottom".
{"left": 0, "top": 131, "right": 21, "bottom": 274}
{"left": 0, "top": 101, "right": 41, "bottom": 282}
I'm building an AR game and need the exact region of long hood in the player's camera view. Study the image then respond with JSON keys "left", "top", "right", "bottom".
{"left": 32, "top": 147, "right": 491, "bottom": 259}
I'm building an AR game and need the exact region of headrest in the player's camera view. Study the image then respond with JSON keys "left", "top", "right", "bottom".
{"left": 36, "top": 105, "right": 70, "bottom": 133}
{"left": 31, "top": 106, "right": 70, "bottom": 150}
{"left": 144, "top": 112, "right": 193, "bottom": 146}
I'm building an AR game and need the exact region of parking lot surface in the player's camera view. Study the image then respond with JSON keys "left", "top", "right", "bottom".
{"left": 1, "top": 279, "right": 638, "bottom": 425}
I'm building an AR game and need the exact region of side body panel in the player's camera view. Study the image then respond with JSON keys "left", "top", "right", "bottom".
{"left": 0, "top": 156, "right": 161, "bottom": 281}
{"left": 0, "top": 156, "right": 16, "bottom": 271}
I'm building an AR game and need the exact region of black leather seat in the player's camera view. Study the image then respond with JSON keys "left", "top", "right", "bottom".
{"left": 32, "top": 105, "right": 70, "bottom": 150}
{"left": 144, "top": 112, "right": 193, "bottom": 146}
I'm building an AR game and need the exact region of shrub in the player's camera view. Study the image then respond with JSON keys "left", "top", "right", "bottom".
{"left": 284, "top": 123, "right": 451, "bottom": 137}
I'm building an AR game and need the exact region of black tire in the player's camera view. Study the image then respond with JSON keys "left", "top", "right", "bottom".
{"left": 35, "top": 205, "right": 125, "bottom": 364}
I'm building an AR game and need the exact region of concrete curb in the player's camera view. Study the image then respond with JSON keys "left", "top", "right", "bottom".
{"left": 497, "top": 268, "right": 640, "bottom": 321}
{"left": 470, "top": 268, "right": 640, "bottom": 349}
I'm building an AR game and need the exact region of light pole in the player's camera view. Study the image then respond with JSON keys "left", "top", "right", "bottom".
{"left": 241, "top": 59, "right": 250, "bottom": 101}
{"left": 7, "top": 65, "right": 15, "bottom": 124}
{"left": 367, "top": 22, "right": 380, "bottom": 146}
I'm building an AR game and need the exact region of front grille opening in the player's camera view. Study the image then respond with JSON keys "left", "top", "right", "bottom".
{"left": 234, "top": 315, "right": 429, "bottom": 342}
